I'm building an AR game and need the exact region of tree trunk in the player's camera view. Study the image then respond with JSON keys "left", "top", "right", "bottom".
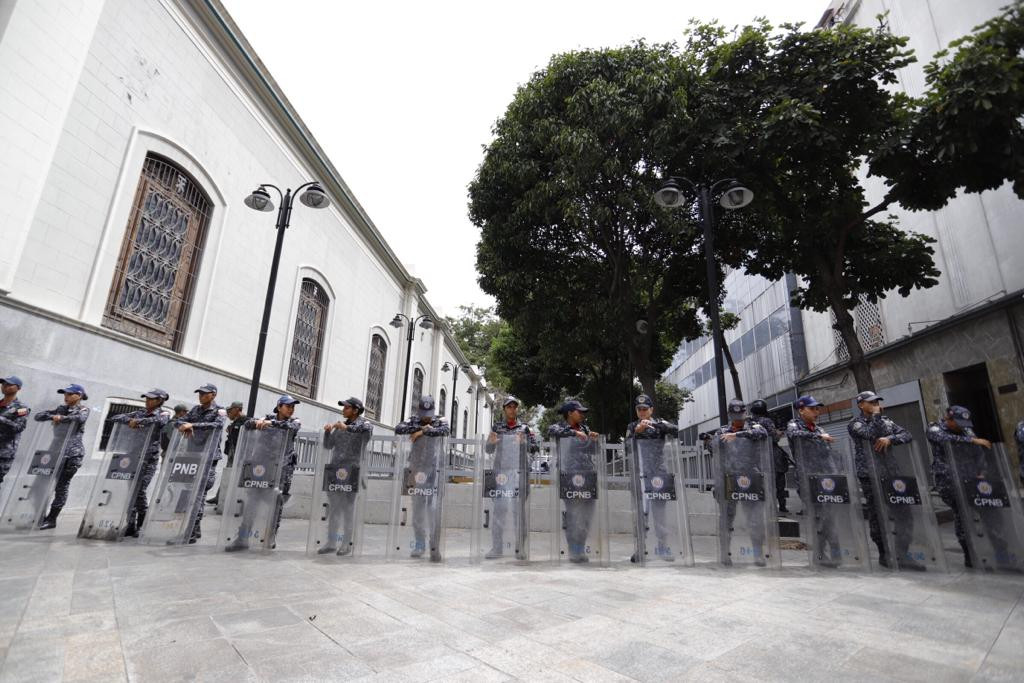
{"left": 718, "top": 329, "right": 743, "bottom": 400}
{"left": 821, "top": 272, "right": 876, "bottom": 392}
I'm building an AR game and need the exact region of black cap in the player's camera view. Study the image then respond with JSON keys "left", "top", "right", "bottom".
{"left": 750, "top": 399, "right": 768, "bottom": 416}
{"left": 946, "top": 405, "right": 973, "bottom": 429}
{"left": 417, "top": 395, "right": 437, "bottom": 418}
{"left": 339, "top": 397, "right": 365, "bottom": 414}
{"left": 795, "top": 395, "right": 822, "bottom": 409}
{"left": 560, "top": 399, "right": 589, "bottom": 415}
{"left": 227, "top": 401, "right": 244, "bottom": 411}
{"left": 635, "top": 394, "right": 654, "bottom": 408}
{"left": 855, "top": 391, "right": 883, "bottom": 404}
{"left": 141, "top": 388, "right": 169, "bottom": 401}
{"left": 195, "top": 383, "right": 218, "bottom": 394}
{"left": 172, "top": 403, "right": 189, "bottom": 413}
{"left": 727, "top": 399, "right": 747, "bottom": 417}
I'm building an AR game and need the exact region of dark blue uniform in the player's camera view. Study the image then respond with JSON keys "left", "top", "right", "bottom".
{"left": 0, "top": 398, "right": 31, "bottom": 486}
{"left": 110, "top": 408, "right": 169, "bottom": 533}
{"left": 34, "top": 403, "right": 90, "bottom": 519}
{"left": 246, "top": 413, "right": 302, "bottom": 537}
{"left": 395, "top": 415, "right": 450, "bottom": 557}
{"left": 848, "top": 413, "right": 912, "bottom": 560}
{"left": 175, "top": 402, "right": 226, "bottom": 540}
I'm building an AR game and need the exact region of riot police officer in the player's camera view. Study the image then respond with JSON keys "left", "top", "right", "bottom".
{"left": 626, "top": 393, "right": 679, "bottom": 562}
{"left": 483, "top": 396, "right": 538, "bottom": 559}
{"left": 210, "top": 401, "right": 247, "bottom": 505}
{"left": 240, "top": 394, "right": 301, "bottom": 548}
{"left": 110, "top": 388, "right": 170, "bottom": 537}
{"left": 715, "top": 399, "right": 770, "bottom": 566}
{"left": 37, "top": 383, "right": 91, "bottom": 530}
{"left": 847, "top": 391, "right": 919, "bottom": 569}
{"left": 547, "top": 399, "right": 601, "bottom": 563}
{"left": 749, "top": 399, "right": 791, "bottom": 513}
{"left": 786, "top": 395, "right": 844, "bottom": 566}
{"left": 319, "top": 396, "right": 373, "bottom": 555}
{"left": 1015, "top": 419, "right": 1024, "bottom": 485}
{"left": 175, "top": 383, "right": 226, "bottom": 543}
{"left": 0, "top": 376, "right": 30, "bottom": 487}
{"left": 395, "top": 395, "right": 450, "bottom": 561}
{"left": 926, "top": 405, "right": 994, "bottom": 568}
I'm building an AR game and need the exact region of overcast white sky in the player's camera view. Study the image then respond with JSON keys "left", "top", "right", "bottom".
{"left": 223, "top": 0, "right": 826, "bottom": 318}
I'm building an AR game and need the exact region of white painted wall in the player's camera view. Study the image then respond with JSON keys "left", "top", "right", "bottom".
{"left": 0, "top": 0, "right": 480, "bottom": 430}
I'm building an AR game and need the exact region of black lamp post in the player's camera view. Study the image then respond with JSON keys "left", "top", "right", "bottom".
{"left": 242, "top": 181, "right": 330, "bottom": 418}
{"left": 441, "top": 361, "right": 469, "bottom": 429}
{"left": 654, "top": 177, "right": 754, "bottom": 425}
{"left": 390, "top": 313, "right": 434, "bottom": 418}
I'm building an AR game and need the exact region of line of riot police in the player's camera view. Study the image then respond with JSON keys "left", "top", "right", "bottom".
{"left": 2, "top": 372, "right": 1023, "bottom": 573}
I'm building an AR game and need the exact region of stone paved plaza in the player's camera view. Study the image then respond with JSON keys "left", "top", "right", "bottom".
{"left": 1, "top": 512, "right": 1023, "bottom": 682}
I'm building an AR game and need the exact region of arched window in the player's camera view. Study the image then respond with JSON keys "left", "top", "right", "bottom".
{"left": 103, "top": 153, "right": 212, "bottom": 350}
{"left": 411, "top": 367, "right": 424, "bottom": 413}
{"left": 439, "top": 388, "right": 447, "bottom": 417}
{"left": 463, "top": 409, "right": 468, "bottom": 438}
{"left": 365, "top": 334, "right": 388, "bottom": 420}
{"left": 287, "top": 279, "right": 329, "bottom": 398}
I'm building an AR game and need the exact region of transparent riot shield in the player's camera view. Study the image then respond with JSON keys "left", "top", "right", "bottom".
{"left": 793, "top": 438, "right": 870, "bottom": 570}
{"left": 307, "top": 428, "right": 371, "bottom": 557}
{"left": 552, "top": 435, "right": 609, "bottom": 565}
{"left": 943, "top": 442, "right": 1024, "bottom": 572}
{"left": 386, "top": 434, "right": 447, "bottom": 561}
{"left": 78, "top": 424, "right": 156, "bottom": 541}
{"left": 712, "top": 435, "right": 780, "bottom": 568}
{"left": 471, "top": 433, "right": 529, "bottom": 562}
{"left": 0, "top": 421, "right": 75, "bottom": 531}
{"left": 858, "top": 439, "right": 947, "bottom": 572}
{"left": 627, "top": 436, "right": 694, "bottom": 566}
{"left": 218, "top": 426, "right": 290, "bottom": 552}
{"left": 138, "top": 428, "right": 220, "bottom": 545}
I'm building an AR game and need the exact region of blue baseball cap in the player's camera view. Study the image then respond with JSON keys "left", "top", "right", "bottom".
{"left": 1, "top": 376, "right": 23, "bottom": 388}
{"left": 795, "top": 395, "right": 823, "bottom": 409}
{"left": 417, "top": 395, "right": 437, "bottom": 418}
{"left": 276, "top": 394, "right": 301, "bottom": 406}
{"left": 141, "top": 388, "right": 169, "bottom": 401}
{"left": 338, "top": 397, "right": 365, "bottom": 413}
{"left": 58, "top": 383, "right": 88, "bottom": 400}
{"left": 195, "top": 383, "right": 218, "bottom": 394}
{"left": 946, "top": 405, "right": 973, "bottom": 429}
{"left": 635, "top": 394, "right": 654, "bottom": 408}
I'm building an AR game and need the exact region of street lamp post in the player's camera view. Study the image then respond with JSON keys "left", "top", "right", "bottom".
{"left": 654, "top": 177, "right": 754, "bottom": 425}
{"left": 441, "top": 361, "right": 468, "bottom": 427}
{"left": 242, "top": 182, "right": 330, "bottom": 418}
{"left": 390, "top": 313, "right": 434, "bottom": 418}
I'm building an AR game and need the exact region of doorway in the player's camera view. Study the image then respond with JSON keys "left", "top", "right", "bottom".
{"left": 943, "top": 363, "right": 1002, "bottom": 442}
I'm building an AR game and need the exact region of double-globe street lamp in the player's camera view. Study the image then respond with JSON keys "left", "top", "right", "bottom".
{"left": 243, "top": 182, "right": 330, "bottom": 418}
{"left": 441, "top": 361, "right": 469, "bottom": 434}
{"left": 654, "top": 177, "right": 754, "bottom": 425}
{"left": 390, "top": 313, "right": 434, "bottom": 419}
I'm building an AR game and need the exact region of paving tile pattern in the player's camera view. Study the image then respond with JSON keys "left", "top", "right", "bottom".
{"left": 1, "top": 515, "right": 1022, "bottom": 682}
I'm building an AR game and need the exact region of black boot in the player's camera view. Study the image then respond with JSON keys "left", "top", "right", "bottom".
{"left": 126, "top": 511, "right": 143, "bottom": 537}
{"left": 38, "top": 511, "right": 58, "bottom": 530}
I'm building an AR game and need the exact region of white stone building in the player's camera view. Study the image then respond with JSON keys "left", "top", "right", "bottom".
{"left": 0, "top": 0, "right": 493, "bottom": 454}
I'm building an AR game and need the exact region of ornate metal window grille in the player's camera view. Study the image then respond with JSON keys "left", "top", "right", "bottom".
{"left": 438, "top": 388, "right": 447, "bottom": 417}
{"left": 103, "top": 154, "right": 211, "bottom": 350}
{"left": 832, "top": 295, "right": 886, "bottom": 362}
{"left": 287, "top": 279, "right": 329, "bottom": 398}
{"left": 411, "top": 368, "right": 424, "bottom": 413}
{"left": 365, "top": 334, "right": 388, "bottom": 420}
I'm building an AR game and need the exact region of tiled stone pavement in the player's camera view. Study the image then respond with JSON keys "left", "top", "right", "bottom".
{"left": 1, "top": 513, "right": 1022, "bottom": 682}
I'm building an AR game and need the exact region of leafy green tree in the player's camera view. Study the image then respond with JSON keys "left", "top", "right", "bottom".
{"left": 469, "top": 43, "right": 707, "bottom": 404}
{"left": 444, "top": 305, "right": 505, "bottom": 369}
